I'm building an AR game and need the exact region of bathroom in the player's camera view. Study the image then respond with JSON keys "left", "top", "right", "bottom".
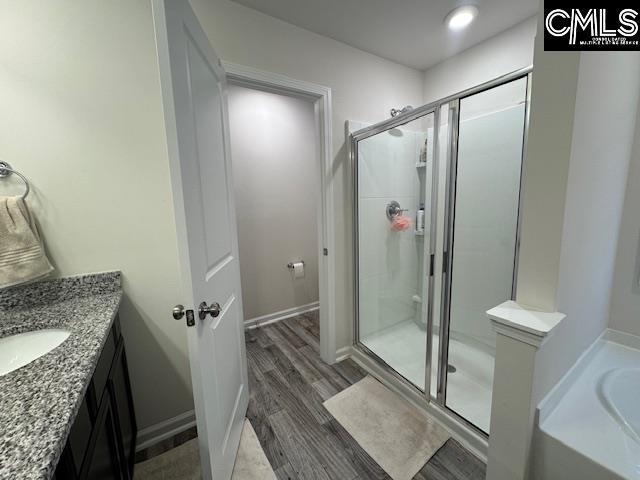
{"left": 1, "top": 1, "right": 639, "bottom": 480}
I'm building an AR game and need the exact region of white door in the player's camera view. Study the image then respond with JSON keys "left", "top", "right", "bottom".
{"left": 152, "top": 1, "right": 249, "bottom": 479}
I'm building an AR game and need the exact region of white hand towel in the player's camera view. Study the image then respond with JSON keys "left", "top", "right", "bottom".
{"left": 0, "top": 196, "right": 53, "bottom": 288}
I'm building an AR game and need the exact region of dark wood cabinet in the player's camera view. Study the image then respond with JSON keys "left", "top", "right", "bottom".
{"left": 55, "top": 315, "right": 136, "bottom": 480}
{"left": 81, "top": 397, "right": 123, "bottom": 480}
{"left": 109, "top": 344, "right": 136, "bottom": 478}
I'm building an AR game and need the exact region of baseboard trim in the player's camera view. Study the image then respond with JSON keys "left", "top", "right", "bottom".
{"left": 135, "top": 410, "right": 196, "bottom": 452}
{"left": 244, "top": 301, "right": 319, "bottom": 330}
{"left": 334, "top": 346, "right": 352, "bottom": 363}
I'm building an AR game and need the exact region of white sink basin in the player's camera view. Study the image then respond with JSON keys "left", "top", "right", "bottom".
{"left": 0, "top": 329, "right": 71, "bottom": 376}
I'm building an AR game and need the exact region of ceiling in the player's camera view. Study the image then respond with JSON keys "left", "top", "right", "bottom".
{"left": 230, "top": 0, "right": 538, "bottom": 70}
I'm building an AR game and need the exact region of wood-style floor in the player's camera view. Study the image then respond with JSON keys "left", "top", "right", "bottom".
{"left": 244, "top": 311, "right": 486, "bottom": 480}
{"left": 135, "top": 312, "right": 486, "bottom": 479}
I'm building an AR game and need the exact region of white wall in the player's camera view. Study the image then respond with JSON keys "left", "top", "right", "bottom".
{"left": 610, "top": 107, "right": 640, "bottom": 336}
{"left": 515, "top": 17, "right": 580, "bottom": 312}
{"left": 227, "top": 85, "right": 319, "bottom": 320}
{"left": 190, "top": 0, "right": 425, "bottom": 351}
{"left": 533, "top": 52, "right": 640, "bottom": 403}
{"left": 422, "top": 17, "right": 536, "bottom": 104}
{"left": 0, "top": 1, "right": 191, "bottom": 432}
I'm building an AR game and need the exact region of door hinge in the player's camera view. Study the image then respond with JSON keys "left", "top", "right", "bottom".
{"left": 323, "top": 248, "right": 328, "bottom": 256}
{"left": 186, "top": 309, "right": 195, "bottom": 327}
{"left": 429, "top": 254, "right": 435, "bottom": 277}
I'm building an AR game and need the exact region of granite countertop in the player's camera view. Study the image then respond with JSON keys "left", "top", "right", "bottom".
{"left": 0, "top": 272, "right": 122, "bottom": 480}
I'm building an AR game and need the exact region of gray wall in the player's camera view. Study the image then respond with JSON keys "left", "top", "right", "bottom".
{"left": 228, "top": 85, "right": 319, "bottom": 321}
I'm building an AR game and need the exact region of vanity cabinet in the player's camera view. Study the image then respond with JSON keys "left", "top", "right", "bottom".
{"left": 54, "top": 315, "right": 137, "bottom": 480}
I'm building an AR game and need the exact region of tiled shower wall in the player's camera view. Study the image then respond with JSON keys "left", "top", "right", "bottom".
{"left": 353, "top": 121, "right": 432, "bottom": 339}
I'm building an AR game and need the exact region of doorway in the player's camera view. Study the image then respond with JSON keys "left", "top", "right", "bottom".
{"left": 228, "top": 84, "right": 320, "bottom": 335}
{"left": 224, "top": 64, "right": 336, "bottom": 365}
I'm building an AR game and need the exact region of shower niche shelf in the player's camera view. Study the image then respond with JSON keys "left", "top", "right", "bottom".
{"left": 415, "top": 141, "right": 429, "bottom": 236}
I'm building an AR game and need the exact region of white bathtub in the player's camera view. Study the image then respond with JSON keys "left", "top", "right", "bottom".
{"left": 533, "top": 330, "right": 640, "bottom": 480}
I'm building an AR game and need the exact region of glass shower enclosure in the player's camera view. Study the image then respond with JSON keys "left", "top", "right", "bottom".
{"left": 351, "top": 68, "right": 531, "bottom": 435}
{"left": 354, "top": 111, "right": 438, "bottom": 394}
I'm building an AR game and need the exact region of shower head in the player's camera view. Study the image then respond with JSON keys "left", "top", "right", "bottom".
{"left": 390, "top": 105, "right": 413, "bottom": 117}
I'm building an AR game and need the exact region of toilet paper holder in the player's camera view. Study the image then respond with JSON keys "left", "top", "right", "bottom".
{"left": 287, "top": 261, "right": 305, "bottom": 269}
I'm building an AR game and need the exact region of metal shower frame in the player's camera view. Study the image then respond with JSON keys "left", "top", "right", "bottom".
{"left": 349, "top": 66, "right": 533, "bottom": 438}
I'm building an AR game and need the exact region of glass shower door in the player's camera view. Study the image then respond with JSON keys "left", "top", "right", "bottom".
{"left": 351, "top": 68, "right": 531, "bottom": 439}
{"left": 442, "top": 77, "right": 528, "bottom": 433}
{"left": 354, "top": 111, "right": 437, "bottom": 392}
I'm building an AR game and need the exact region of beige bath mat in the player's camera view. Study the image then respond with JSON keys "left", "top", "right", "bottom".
{"left": 324, "top": 375, "right": 449, "bottom": 480}
{"left": 134, "top": 419, "right": 276, "bottom": 480}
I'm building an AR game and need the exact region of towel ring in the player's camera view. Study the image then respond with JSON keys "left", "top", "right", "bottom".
{"left": 0, "top": 161, "right": 30, "bottom": 200}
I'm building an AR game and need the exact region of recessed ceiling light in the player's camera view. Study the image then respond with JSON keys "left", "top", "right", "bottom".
{"left": 445, "top": 5, "right": 478, "bottom": 31}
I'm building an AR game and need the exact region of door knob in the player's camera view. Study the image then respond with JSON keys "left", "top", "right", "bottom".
{"left": 199, "top": 301, "right": 221, "bottom": 320}
{"left": 172, "top": 304, "right": 185, "bottom": 320}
